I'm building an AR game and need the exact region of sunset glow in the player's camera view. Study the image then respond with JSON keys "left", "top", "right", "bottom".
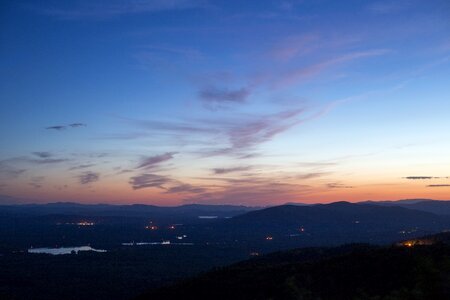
{"left": 1, "top": 0, "right": 449, "bottom": 205}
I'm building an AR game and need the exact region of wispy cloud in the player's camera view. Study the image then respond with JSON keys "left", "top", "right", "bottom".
{"left": 271, "top": 34, "right": 322, "bottom": 61}
{"left": 367, "top": 0, "right": 412, "bottom": 14}
{"left": 137, "top": 152, "right": 177, "bottom": 169}
{"left": 298, "top": 162, "right": 338, "bottom": 168}
{"left": 427, "top": 184, "right": 450, "bottom": 188}
{"left": 120, "top": 106, "right": 310, "bottom": 158}
{"left": 36, "top": 0, "right": 209, "bottom": 20}
{"left": 227, "top": 108, "right": 306, "bottom": 150}
{"left": 273, "top": 49, "right": 390, "bottom": 88}
{"left": 78, "top": 171, "right": 100, "bottom": 185}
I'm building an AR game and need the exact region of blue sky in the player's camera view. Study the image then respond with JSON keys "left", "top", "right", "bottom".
{"left": 0, "top": 0, "right": 449, "bottom": 205}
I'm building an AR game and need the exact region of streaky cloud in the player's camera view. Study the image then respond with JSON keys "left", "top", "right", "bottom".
{"left": 165, "top": 183, "right": 205, "bottom": 194}
{"left": 69, "top": 164, "right": 96, "bottom": 171}
{"left": 273, "top": 49, "right": 390, "bottom": 89}
{"left": 327, "top": 182, "right": 354, "bottom": 189}
{"left": 212, "top": 166, "right": 252, "bottom": 174}
{"left": 137, "top": 152, "right": 177, "bottom": 169}
{"left": 129, "top": 173, "right": 171, "bottom": 190}
{"left": 46, "top": 125, "right": 66, "bottom": 130}
{"left": 30, "top": 158, "right": 69, "bottom": 164}
{"left": 297, "top": 172, "right": 329, "bottom": 180}
{"left": 405, "top": 176, "right": 433, "bottom": 179}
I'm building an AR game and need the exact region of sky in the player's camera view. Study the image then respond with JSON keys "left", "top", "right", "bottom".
{"left": 0, "top": 0, "right": 449, "bottom": 206}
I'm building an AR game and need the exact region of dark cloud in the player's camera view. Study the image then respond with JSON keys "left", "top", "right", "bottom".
{"left": 165, "top": 183, "right": 206, "bottom": 194}
{"left": 404, "top": 176, "right": 448, "bottom": 180}
{"left": 129, "top": 173, "right": 171, "bottom": 190}
{"left": 212, "top": 166, "right": 252, "bottom": 174}
{"left": 29, "top": 158, "right": 69, "bottom": 164}
{"left": 427, "top": 184, "right": 450, "bottom": 188}
{"left": 137, "top": 152, "right": 177, "bottom": 169}
{"left": 3, "top": 155, "right": 70, "bottom": 168}
{"left": 0, "top": 161, "right": 26, "bottom": 179}
{"left": 46, "top": 125, "right": 66, "bottom": 130}
{"left": 32, "top": 152, "right": 53, "bottom": 158}
{"left": 199, "top": 86, "right": 250, "bottom": 104}
{"left": 327, "top": 182, "right": 353, "bottom": 189}
{"left": 69, "top": 123, "right": 86, "bottom": 127}
{"left": 78, "top": 171, "right": 100, "bottom": 185}
{"left": 69, "top": 164, "right": 96, "bottom": 171}
{"left": 128, "top": 118, "right": 219, "bottom": 134}
{"left": 3, "top": 156, "right": 68, "bottom": 165}
{"left": 29, "top": 176, "right": 45, "bottom": 189}
{"left": 46, "top": 123, "right": 87, "bottom": 131}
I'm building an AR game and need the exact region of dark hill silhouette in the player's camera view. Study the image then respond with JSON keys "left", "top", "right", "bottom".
{"left": 363, "top": 199, "right": 450, "bottom": 216}
{"left": 138, "top": 233, "right": 450, "bottom": 300}
{"left": 205, "top": 202, "right": 450, "bottom": 249}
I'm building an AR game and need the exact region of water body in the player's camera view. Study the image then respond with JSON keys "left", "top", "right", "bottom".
{"left": 28, "top": 246, "right": 106, "bottom": 255}
{"left": 122, "top": 241, "right": 194, "bottom": 246}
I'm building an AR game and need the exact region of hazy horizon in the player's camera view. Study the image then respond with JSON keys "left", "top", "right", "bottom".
{"left": 0, "top": 195, "right": 447, "bottom": 206}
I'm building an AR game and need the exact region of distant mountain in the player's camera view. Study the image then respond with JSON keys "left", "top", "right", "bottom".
{"left": 0, "top": 202, "right": 257, "bottom": 219}
{"left": 362, "top": 199, "right": 450, "bottom": 215}
{"left": 205, "top": 201, "right": 450, "bottom": 248}
{"left": 138, "top": 233, "right": 450, "bottom": 300}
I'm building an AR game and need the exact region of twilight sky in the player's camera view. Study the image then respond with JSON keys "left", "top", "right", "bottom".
{"left": 1, "top": 0, "right": 449, "bottom": 205}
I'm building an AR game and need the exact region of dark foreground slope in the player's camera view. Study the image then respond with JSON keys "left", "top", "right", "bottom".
{"left": 138, "top": 238, "right": 450, "bottom": 300}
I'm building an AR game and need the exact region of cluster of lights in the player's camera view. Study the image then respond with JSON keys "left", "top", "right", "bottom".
{"left": 401, "top": 239, "right": 434, "bottom": 247}
{"left": 76, "top": 221, "right": 94, "bottom": 226}
{"left": 145, "top": 225, "right": 158, "bottom": 230}
{"left": 265, "top": 236, "right": 273, "bottom": 241}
